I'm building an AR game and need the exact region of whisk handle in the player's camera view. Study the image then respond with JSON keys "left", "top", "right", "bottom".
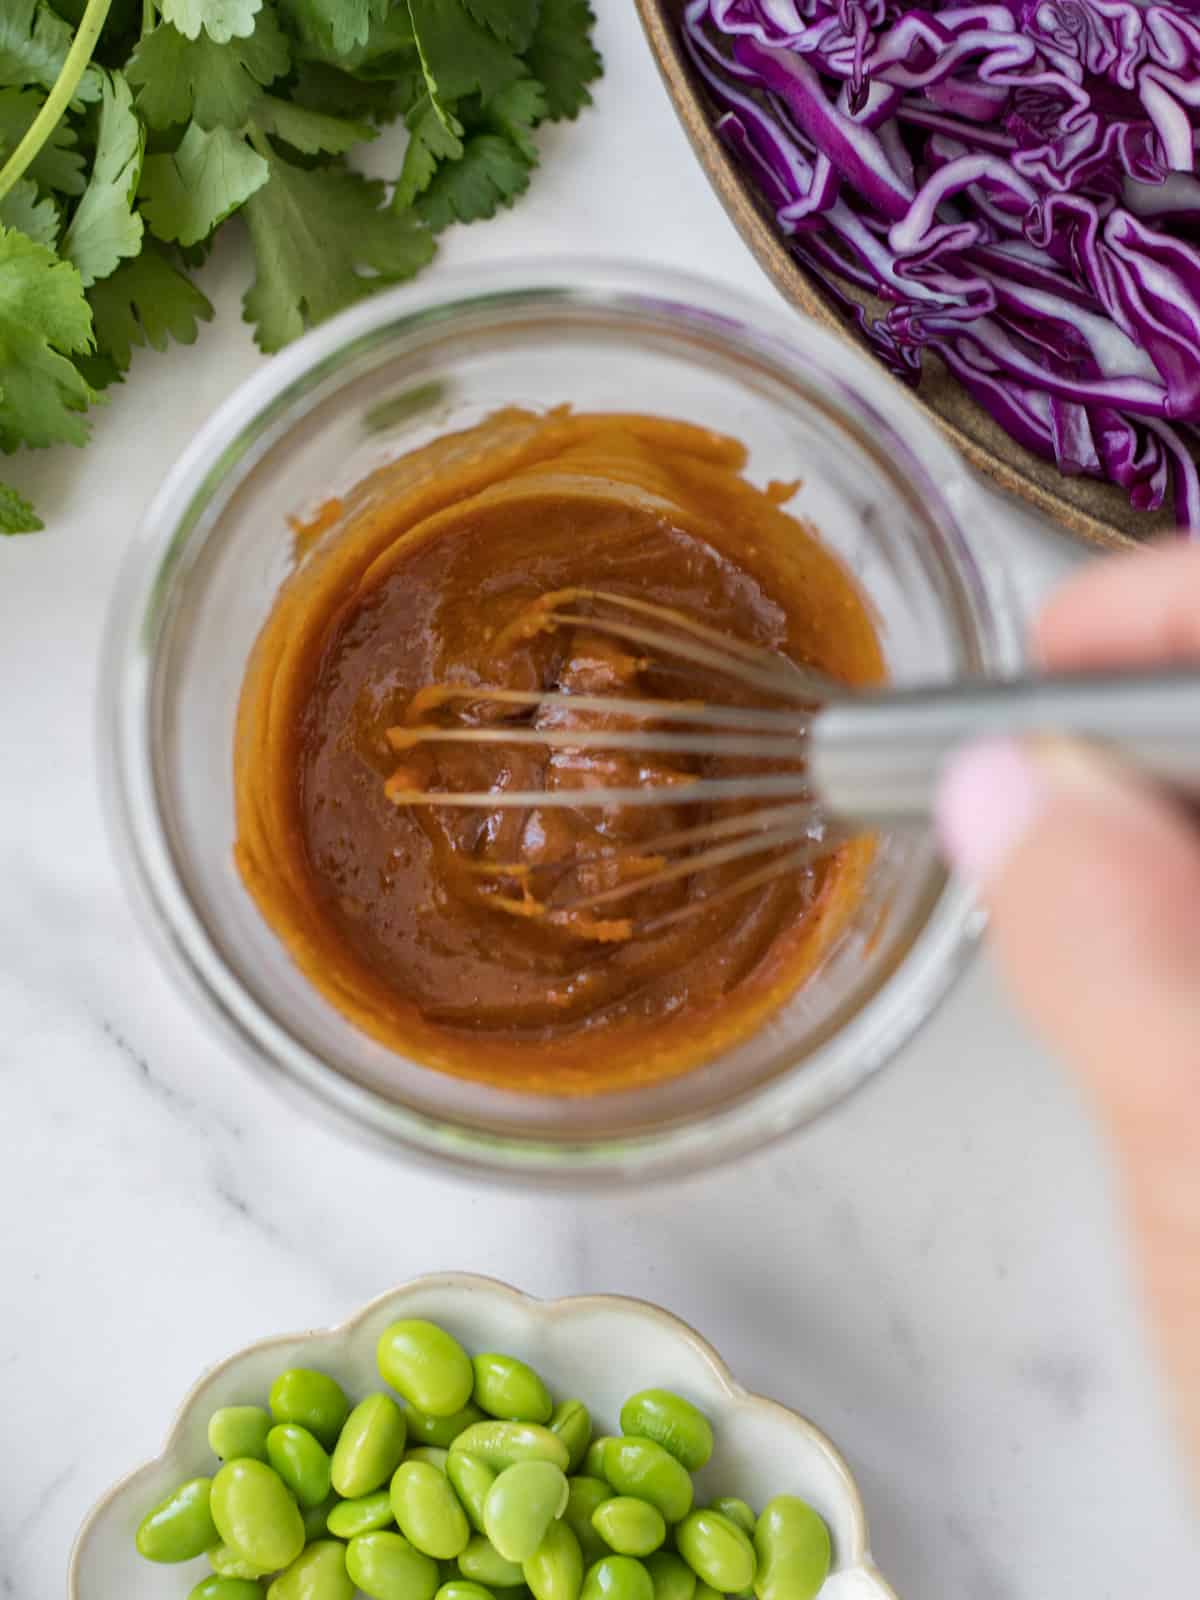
{"left": 810, "top": 670, "right": 1200, "bottom": 825}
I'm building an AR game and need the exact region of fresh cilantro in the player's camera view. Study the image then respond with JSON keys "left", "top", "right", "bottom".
{"left": 274, "top": 0, "right": 389, "bottom": 59}
{"left": 290, "top": 60, "right": 402, "bottom": 123}
{"left": 0, "top": 174, "right": 59, "bottom": 245}
{"left": 463, "top": 0, "right": 539, "bottom": 52}
{"left": 0, "top": 1, "right": 100, "bottom": 103}
{"left": 0, "top": 225, "right": 94, "bottom": 451}
{"left": 408, "top": 0, "right": 522, "bottom": 116}
{"left": 251, "top": 95, "right": 374, "bottom": 156}
{"left": 526, "top": 0, "right": 601, "bottom": 120}
{"left": 127, "top": 15, "right": 290, "bottom": 131}
{"left": 484, "top": 76, "right": 545, "bottom": 161}
{"left": 160, "top": 0, "right": 263, "bottom": 47}
{"left": 140, "top": 120, "right": 268, "bottom": 246}
{"left": 242, "top": 150, "right": 433, "bottom": 350}
{"left": 413, "top": 131, "right": 530, "bottom": 232}
{"left": 393, "top": 92, "right": 462, "bottom": 210}
{"left": 0, "top": 477, "right": 42, "bottom": 533}
{"left": 60, "top": 69, "right": 143, "bottom": 285}
{"left": 87, "top": 242, "right": 213, "bottom": 370}
{"left": 0, "top": 87, "right": 86, "bottom": 192}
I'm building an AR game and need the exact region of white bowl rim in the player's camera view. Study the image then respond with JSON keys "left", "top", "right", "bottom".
{"left": 68, "top": 1272, "right": 899, "bottom": 1598}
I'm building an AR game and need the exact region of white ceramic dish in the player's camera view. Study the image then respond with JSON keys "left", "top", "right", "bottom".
{"left": 69, "top": 1275, "right": 898, "bottom": 1598}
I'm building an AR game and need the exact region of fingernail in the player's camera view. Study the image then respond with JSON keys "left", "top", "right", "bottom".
{"left": 935, "top": 737, "right": 1045, "bottom": 885}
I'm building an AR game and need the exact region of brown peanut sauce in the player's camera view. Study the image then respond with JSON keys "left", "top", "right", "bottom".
{"left": 234, "top": 410, "right": 883, "bottom": 1093}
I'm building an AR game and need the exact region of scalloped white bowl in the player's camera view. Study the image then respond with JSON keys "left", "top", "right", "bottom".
{"left": 69, "top": 1275, "right": 898, "bottom": 1599}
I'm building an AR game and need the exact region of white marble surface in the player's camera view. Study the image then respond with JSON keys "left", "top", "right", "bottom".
{"left": 1, "top": 10, "right": 1197, "bottom": 1597}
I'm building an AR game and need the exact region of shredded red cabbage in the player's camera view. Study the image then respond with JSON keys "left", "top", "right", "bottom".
{"left": 683, "top": 0, "right": 1200, "bottom": 529}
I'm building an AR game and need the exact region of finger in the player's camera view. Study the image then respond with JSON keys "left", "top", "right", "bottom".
{"left": 1035, "top": 541, "right": 1200, "bottom": 671}
{"left": 937, "top": 736, "right": 1200, "bottom": 1476}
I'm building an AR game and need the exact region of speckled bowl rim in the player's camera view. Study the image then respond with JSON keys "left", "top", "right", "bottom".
{"left": 68, "top": 1273, "right": 899, "bottom": 1598}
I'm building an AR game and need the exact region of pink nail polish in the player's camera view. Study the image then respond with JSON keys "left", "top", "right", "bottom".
{"left": 935, "top": 737, "right": 1043, "bottom": 886}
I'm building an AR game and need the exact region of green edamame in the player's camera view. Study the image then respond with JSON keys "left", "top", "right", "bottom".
{"left": 408, "top": 1403, "right": 484, "bottom": 1449}
{"left": 583, "top": 1439, "right": 613, "bottom": 1482}
{"left": 593, "top": 1498, "right": 666, "bottom": 1558}
{"left": 209, "top": 1545, "right": 268, "bottom": 1581}
{"left": 473, "top": 1354, "right": 553, "bottom": 1425}
{"left": 438, "top": 1584, "right": 498, "bottom": 1600}
{"left": 580, "top": 1556, "right": 654, "bottom": 1600}
{"left": 694, "top": 1584, "right": 723, "bottom": 1600}
{"left": 407, "top": 1447, "right": 450, "bottom": 1470}
{"left": 707, "top": 1502, "right": 755, "bottom": 1539}
{"left": 446, "top": 1450, "right": 496, "bottom": 1534}
{"left": 676, "top": 1512, "right": 755, "bottom": 1593}
{"left": 561, "top": 1476, "right": 611, "bottom": 1567}
{"left": 523, "top": 1517, "right": 583, "bottom": 1600}
{"left": 327, "top": 1491, "right": 395, "bottom": 1539}
{"left": 458, "top": 1533, "right": 528, "bottom": 1587}
{"left": 391, "top": 1459, "right": 471, "bottom": 1559}
{"left": 302, "top": 1495, "right": 338, "bottom": 1543}
{"left": 547, "top": 1402, "right": 591, "bottom": 1474}
{"left": 267, "top": 1424, "right": 333, "bottom": 1509}
{"left": 483, "top": 1461, "right": 569, "bottom": 1563}
{"left": 377, "top": 1321, "right": 474, "bottom": 1418}
{"left": 136, "top": 1478, "right": 219, "bottom": 1563}
{"left": 346, "top": 1530, "right": 441, "bottom": 1600}
{"left": 267, "top": 1540, "right": 354, "bottom": 1600}
{"left": 619, "top": 1394, "right": 712, "bottom": 1474}
{"left": 452, "top": 1421, "right": 570, "bottom": 1474}
{"left": 752, "top": 1498, "right": 830, "bottom": 1600}
{"left": 188, "top": 1579, "right": 264, "bottom": 1600}
{"left": 600, "top": 1440, "right": 693, "bottom": 1525}
{"left": 209, "top": 1408, "right": 272, "bottom": 1465}
{"left": 269, "top": 1371, "right": 350, "bottom": 1452}
{"left": 331, "top": 1394, "right": 408, "bottom": 1498}
{"left": 644, "top": 1553, "right": 696, "bottom": 1600}
{"left": 211, "top": 1459, "right": 306, "bottom": 1572}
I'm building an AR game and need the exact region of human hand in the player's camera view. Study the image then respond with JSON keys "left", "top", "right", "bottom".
{"left": 935, "top": 542, "right": 1200, "bottom": 1486}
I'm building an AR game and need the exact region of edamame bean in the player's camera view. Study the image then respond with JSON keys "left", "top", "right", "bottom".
{"left": 452, "top": 1422, "right": 570, "bottom": 1474}
{"left": 209, "top": 1545, "right": 268, "bottom": 1580}
{"left": 752, "top": 1499, "right": 829, "bottom": 1600}
{"left": 327, "top": 1491, "right": 395, "bottom": 1539}
{"left": 458, "top": 1533, "right": 528, "bottom": 1587}
{"left": 302, "top": 1495, "right": 338, "bottom": 1543}
{"left": 484, "top": 1461, "right": 569, "bottom": 1563}
{"left": 583, "top": 1439, "right": 613, "bottom": 1482}
{"left": 267, "top": 1424, "right": 333, "bottom": 1509}
{"left": 269, "top": 1371, "right": 350, "bottom": 1452}
{"left": 523, "top": 1516, "right": 583, "bottom": 1600}
{"left": 707, "top": 1502, "right": 754, "bottom": 1540}
{"left": 438, "top": 1584, "right": 497, "bottom": 1600}
{"left": 645, "top": 1553, "right": 696, "bottom": 1600}
{"left": 331, "top": 1394, "right": 408, "bottom": 1498}
{"left": 188, "top": 1579, "right": 264, "bottom": 1600}
{"left": 209, "top": 1408, "right": 273, "bottom": 1465}
{"left": 267, "top": 1540, "right": 354, "bottom": 1600}
{"left": 561, "top": 1477, "right": 611, "bottom": 1567}
{"left": 347, "top": 1531, "right": 441, "bottom": 1600}
{"left": 473, "top": 1355, "right": 553, "bottom": 1425}
{"left": 601, "top": 1440, "right": 693, "bottom": 1525}
{"left": 447, "top": 1451, "right": 496, "bottom": 1534}
{"left": 580, "top": 1556, "right": 654, "bottom": 1600}
{"left": 547, "top": 1402, "right": 591, "bottom": 1474}
{"left": 391, "top": 1459, "right": 471, "bottom": 1559}
{"left": 212, "top": 1459, "right": 306, "bottom": 1572}
{"left": 407, "top": 1447, "right": 450, "bottom": 1471}
{"left": 677, "top": 1512, "right": 755, "bottom": 1593}
{"left": 377, "top": 1321, "right": 474, "bottom": 1418}
{"left": 136, "top": 1478, "right": 219, "bottom": 1563}
{"left": 408, "top": 1403, "right": 485, "bottom": 1449}
{"left": 593, "top": 1498, "right": 666, "bottom": 1558}
{"left": 694, "top": 1584, "right": 723, "bottom": 1600}
{"left": 619, "top": 1394, "right": 712, "bottom": 1474}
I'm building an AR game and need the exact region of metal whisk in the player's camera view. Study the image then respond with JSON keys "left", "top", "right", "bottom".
{"left": 383, "top": 588, "right": 1200, "bottom": 938}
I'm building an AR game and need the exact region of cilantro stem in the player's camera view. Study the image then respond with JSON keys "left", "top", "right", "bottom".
{"left": 248, "top": 125, "right": 274, "bottom": 162}
{"left": 0, "top": 0, "right": 115, "bottom": 206}
{"left": 142, "top": 0, "right": 155, "bottom": 38}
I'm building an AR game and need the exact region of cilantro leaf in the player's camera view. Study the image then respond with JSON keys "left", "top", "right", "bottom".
{"left": 462, "top": 0, "right": 539, "bottom": 51}
{"left": 413, "top": 131, "right": 530, "bottom": 232}
{"left": 290, "top": 60, "right": 404, "bottom": 123}
{"left": 274, "top": 0, "right": 389, "bottom": 58}
{"left": 0, "top": 478, "right": 42, "bottom": 533}
{"left": 0, "top": 225, "right": 94, "bottom": 452}
{"left": 484, "top": 76, "right": 545, "bottom": 161}
{"left": 0, "top": 1, "right": 100, "bottom": 104}
{"left": 407, "top": 0, "right": 522, "bottom": 121}
{"left": 393, "top": 92, "right": 462, "bottom": 211}
{"left": 526, "top": 0, "right": 601, "bottom": 121}
{"left": 61, "top": 71, "right": 144, "bottom": 286}
{"left": 0, "top": 177, "right": 59, "bottom": 247}
{"left": 251, "top": 95, "right": 374, "bottom": 156}
{"left": 140, "top": 121, "right": 268, "bottom": 246}
{"left": 127, "top": 15, "right": 290, "bottom": 131}
{"left": 0, "top": 87, "right": 86, "bottom": 193}
{"left": 160, "top": 0, "right": 263, "bottom": 45}
{"left": 87, "top": 242, "right": 213, "bottom": 371}
{"left": 242, "top": 153, "right": 434, "bottom": 351}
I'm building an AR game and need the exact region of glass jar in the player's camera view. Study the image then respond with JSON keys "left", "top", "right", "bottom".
{"left": 102, "top": 260, "right": 1019, "bottom": 1180}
